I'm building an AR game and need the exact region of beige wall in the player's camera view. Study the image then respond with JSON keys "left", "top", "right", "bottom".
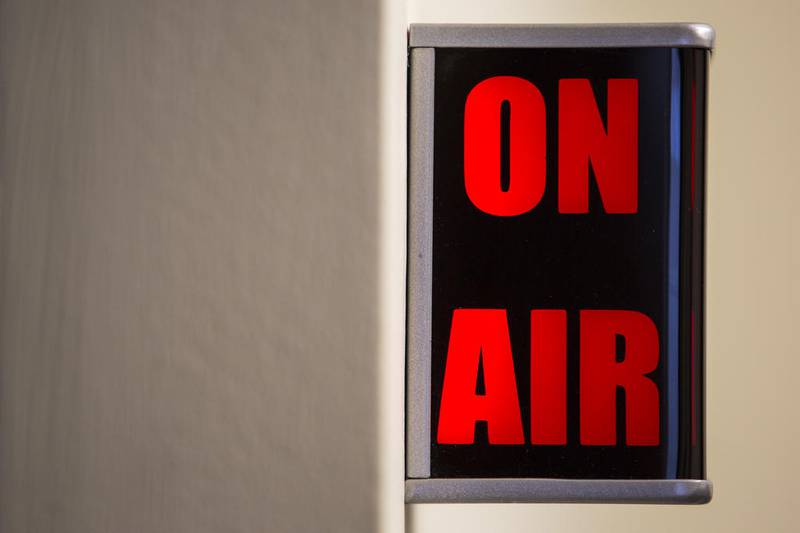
{"left": 0, "top": 1, "right": 382, "bottom": 532}
{"left": 1, "top": 1, "right": 797, "bottom": 532}
{"left": 407, "top": 1, "right": 800, "bottom": 532}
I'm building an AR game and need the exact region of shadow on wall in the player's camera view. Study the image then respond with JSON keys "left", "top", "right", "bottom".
{"left": 0, "top": 1, "right": 381, "bottom": 532}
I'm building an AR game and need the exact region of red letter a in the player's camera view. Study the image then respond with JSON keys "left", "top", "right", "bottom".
{"left": 437, "top": 309, "right": 524, "bottom": 444}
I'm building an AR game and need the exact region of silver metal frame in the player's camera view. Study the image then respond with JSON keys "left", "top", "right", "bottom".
{"left": 406, "top": 47, "right": 435, "bottom": 479}
{"left": 406, "top": 24, "right": 714, "bottom": 504}
{"left": 407, "top": 479, "right": 711, "bottom": 504}
{"left": 410, "top": 23, "right": 715, "bottom": 50}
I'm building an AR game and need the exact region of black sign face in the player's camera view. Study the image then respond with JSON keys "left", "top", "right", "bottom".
{"left": 409, "top": 46, "right": 708, "bottom": 482}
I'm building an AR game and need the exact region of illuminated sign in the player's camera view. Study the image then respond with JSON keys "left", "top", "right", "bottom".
{"left": 406, "top": 24, "right": 713, "bottom": 503}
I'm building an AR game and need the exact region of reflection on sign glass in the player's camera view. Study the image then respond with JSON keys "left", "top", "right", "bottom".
{"left": 427, "top": 48, "right": 707, "bottom": 479}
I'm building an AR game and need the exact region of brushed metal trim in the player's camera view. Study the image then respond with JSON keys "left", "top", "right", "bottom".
{"left": 404, "top": 32, "right": 715, "bottom": 502}
{"left": 406, "top": 47, "right": 435, "bottom": 479}
{"left": 406, "top": 479, "right": 713, "bottom": 504}
{"left": 409, "top": 23, "right": 715, "bottom": 50}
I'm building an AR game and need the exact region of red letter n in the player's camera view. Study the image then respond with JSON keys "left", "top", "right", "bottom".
{"left": 558, "top": 79, "right": 638, "bottom": 214}
{"left": 437, "top": 309, "right": 524, "bottom": 444}
{"left": 580, "top": 310, "right": 660, "bottom": 446}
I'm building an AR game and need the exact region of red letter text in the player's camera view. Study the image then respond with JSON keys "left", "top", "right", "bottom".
{"left": 437, "top": 309, "right": 525, "bottom": 444}
{"left": 464, "top": 76, "right": 546, "bottom": 216}
{"left": 580, "top": 310, "right": 659, "bottom": 445}
{"left": 530, "top": 310, "right": 567, "bottom": 444}
{"left": 558, "top": 79, "right": 638, "bottom": 213}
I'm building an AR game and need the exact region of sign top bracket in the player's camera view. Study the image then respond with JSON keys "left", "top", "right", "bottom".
{"left": 408, "top": 23, "right": 715, "bottom": 50}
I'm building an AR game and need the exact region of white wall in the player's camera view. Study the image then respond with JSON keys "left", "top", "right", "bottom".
{"left": 407, "top": 1, "right": 800, "bottom": 532}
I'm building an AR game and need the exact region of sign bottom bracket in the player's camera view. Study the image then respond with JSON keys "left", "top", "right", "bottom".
{"left": 405, "top": 479, "right": 712, "bottom": 504}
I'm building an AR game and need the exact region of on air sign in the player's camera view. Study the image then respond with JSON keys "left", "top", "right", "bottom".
{"left": 406, "top": 24, "right": 713, "bottom": 504}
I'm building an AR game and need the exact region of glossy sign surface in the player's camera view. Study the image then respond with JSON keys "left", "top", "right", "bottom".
{"left": 424, "top": 47, "right": 707, "bottom": 479}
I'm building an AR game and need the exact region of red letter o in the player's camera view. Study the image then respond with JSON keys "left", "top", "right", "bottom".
{"left": 464, "top": 76, "right": 546, "bottom": 216}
